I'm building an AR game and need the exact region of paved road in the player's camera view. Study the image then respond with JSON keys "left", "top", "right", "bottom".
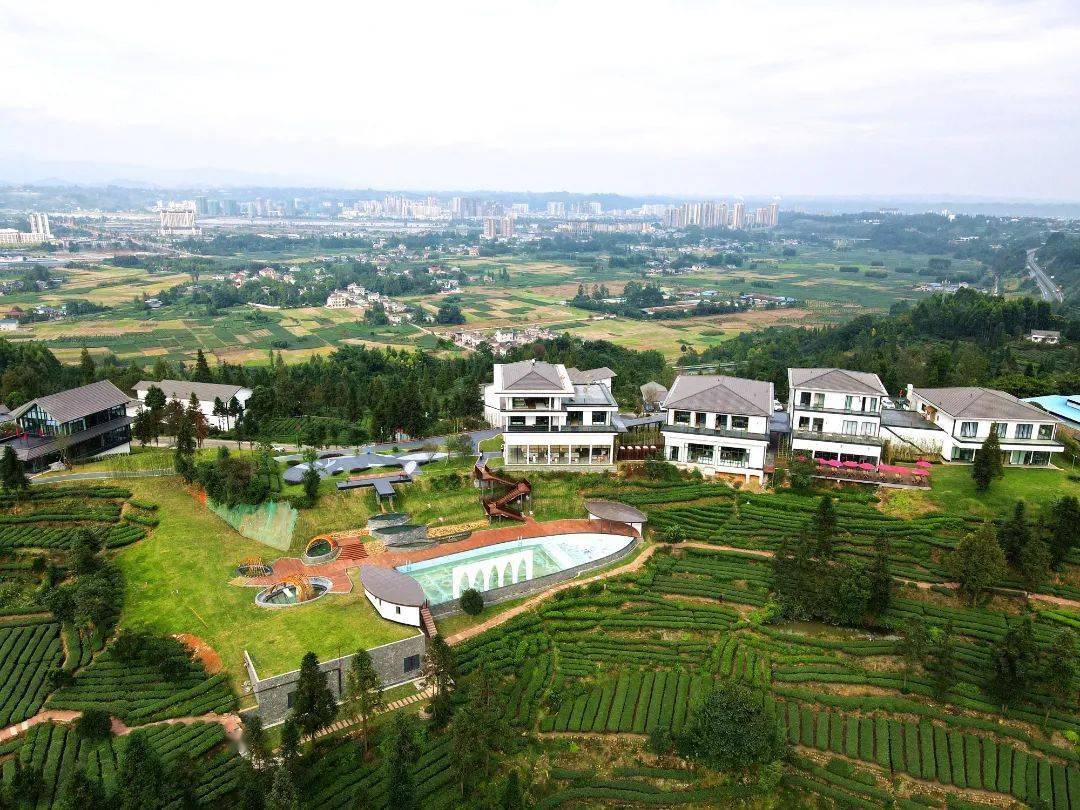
{"left": 1026, "top": 248, "right": 1064, "bottom": 303}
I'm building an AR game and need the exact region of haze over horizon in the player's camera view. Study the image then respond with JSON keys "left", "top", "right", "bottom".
{"left": 2, "top": 0, "right": 1078, "bottom": 199}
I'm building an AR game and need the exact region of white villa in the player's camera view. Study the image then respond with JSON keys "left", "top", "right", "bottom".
{"left": 905, "top": 385, "right": 1064, "bottom": 466}
{"left": 482, "top": 360, "right": 621, "bottom": 468}
{"left": 660, "top": 374, "right": 773, "bottom": 483}
{"left": 130, "top": 380, "right": 253, "bottom": 430}
{"left": 787, "top": 368, "right": 888, "bottom": 464}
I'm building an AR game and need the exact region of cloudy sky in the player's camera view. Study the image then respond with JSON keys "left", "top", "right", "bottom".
{"left": 1, "top": 0, "right": 1077, "bottom": 197}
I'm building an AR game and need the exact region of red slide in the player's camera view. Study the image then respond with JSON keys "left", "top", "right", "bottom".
{"left": 474, "top": 464, "right": 532, "bottom": 521}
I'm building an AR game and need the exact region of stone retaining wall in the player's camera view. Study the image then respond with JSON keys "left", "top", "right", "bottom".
{"left": 371, "top": 523, "right": 429, "bottom": 546}
{"left": 428, "top": 534, "right": 640, "bottom": 618}
{"left": 368, "top": 512, "right": 410, "bottom": 529}
{"left": 244, "top": 633, "right": 428, "bottom": 727}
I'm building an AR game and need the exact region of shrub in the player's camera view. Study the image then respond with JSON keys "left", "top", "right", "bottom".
{"left": 459, "top": 589, "right": 484, "bottom": 616}
{"left": 74, "top": 707, "right": 112, "bottom": 740}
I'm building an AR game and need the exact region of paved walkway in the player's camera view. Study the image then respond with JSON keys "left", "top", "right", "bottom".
{"left": 0, "top": 709, "right": 242, "bottom": 743}
{"left": 308, "top": 684, "right": 434, "bottom": 743}
{"left": 32, "top": 468, "right": 174, "bottom": 484}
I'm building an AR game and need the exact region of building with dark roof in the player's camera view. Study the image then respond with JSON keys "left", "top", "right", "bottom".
{"left": 660, "top": 374, "right": 774, "bottom": 482}
{"left": 482, "top": 360, "right": 622, "bottom": 470}
{"left": 786, "top": 367, "right": 889, "bottom": 465}
{"left": 359, "top": 565, "right": 427, "bottom": 627}
{"left": 907, "top": 385, "right": 1063, "bottom": 465}
{"left": 1, "top": 380, "right": 132, "bottom": 471}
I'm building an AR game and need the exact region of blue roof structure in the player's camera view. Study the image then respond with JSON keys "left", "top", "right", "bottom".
{"left": 1023, "top": 395, "right": 1080, "bottom": 430}
{"left": 279, "top": 450, "right": 447, "bottom": 484}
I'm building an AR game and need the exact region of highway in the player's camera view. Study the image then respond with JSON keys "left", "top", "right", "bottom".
{"left": 1026, "top": 248, "right": 1065, "bottom": 303}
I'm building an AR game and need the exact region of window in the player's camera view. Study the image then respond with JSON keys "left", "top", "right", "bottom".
{"left": 730, "top": 415, "right": 749, "bottom": 431}
{"left": 673, "top": 410, "right": 691, "bottom": 425}
{"left": 844, "top": 395, "right": 855, "bottom": 411}
{"left": 799, "top": 391, "right": 811, "bottom": 407}
{"left": 867, "top": 398, "right": 878, "bottom": 413}
{"left": 395, "top": 605, "right": 401, "bottom": 614}
{"left": 812, "top": 418, "right": 824, "bottom": 432}
{"left": 404, "top": 654, "right": 421, "bottom": 673}
{"left": 959, "top": 421, "right": 977, "bottom": 438}
{"left": 951, "top": 447, "right": 975, "bottom": 462}
{"left": 1015, "top": 423, "right": 1033, "bottom": 439}
{"left": 509, "top": 416, "right": 526, "bottom": 427}
{"left": 1038, "top": 424, "right": 1054, "bottom": 440}
{"left": 668, "top": 445, "right": 680, "bottom": 462}
{"left": 714, "top": 414, "right": 729, "bottom": 430}
{"left": 286, "top": 691, "right": 296, "bottom": 709}
{"left": 992, "top": 422, "right": 1007, "bottom": 438}
{"left": 592, "top": 411, "right": 608, "bottom": 425}
{"left": 861, "top": 422, "right": 876, "bottom": 436}
{"left": 812, "top": 393, "right": 825, "bottom": 409}
{"left": 694, "top": 412, "right": 706, "bottom": 427}
{"left": 797, "top": 416, "right": 810, "bottom": 429}
{"left": 842, "top": 420, "right": 857, "bottom": 435}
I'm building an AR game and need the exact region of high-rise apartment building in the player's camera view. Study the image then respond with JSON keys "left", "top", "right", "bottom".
{"left": 483, "top": 216, "right": 514, "bottom": 239}
{"left": 730, "top": 202, "right": 746, "bottom": 229}
{"left": 546, "top": 201, "right": 566, "bottom": 217}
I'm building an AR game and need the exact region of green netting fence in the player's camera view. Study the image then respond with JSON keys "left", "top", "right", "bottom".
{"left": 207, "top": 499, "right": 297, "bottom": 550}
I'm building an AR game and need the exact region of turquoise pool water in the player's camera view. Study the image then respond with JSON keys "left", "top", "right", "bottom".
{"left": 397, "top": 532, "right": 633, "bottom": 605}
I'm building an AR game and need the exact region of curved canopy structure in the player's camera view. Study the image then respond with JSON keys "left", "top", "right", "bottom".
{"left": 359, "top": 564, "right": 427, "bottom": 607}
{"left": 583, "top": 499, "right": 647, "bottom": 526}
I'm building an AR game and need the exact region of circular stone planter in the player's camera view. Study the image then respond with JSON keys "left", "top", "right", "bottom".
{"left": 370, "top": 523, "right": 429, "bottom": 547}
{"left": 368, "top": 512, "right": 410, "bottom": 530}
{"left": 255, "top": 576, "right": 333, "bottom": 608}
{"left": 301, "top": 537, "right": 340, "bottom": 565}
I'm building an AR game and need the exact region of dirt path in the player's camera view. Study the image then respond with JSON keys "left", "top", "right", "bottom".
{"left": 445, "top": 541, "right": 660, "bottom": 646}
{"left": 0, "top": 709, "right": 242, "bottom": 744}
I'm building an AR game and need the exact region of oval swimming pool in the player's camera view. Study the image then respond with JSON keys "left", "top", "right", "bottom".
{"left": 396, "top": 532, "right": 634, "bottom": 605}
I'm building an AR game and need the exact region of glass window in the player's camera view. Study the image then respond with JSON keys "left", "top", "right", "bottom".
{"left": 403, "top": 654, "right": 421, "bottom": 672}
{"left": 867, "top": 398, "right": 878, "bottom": 413}
{"left": 694, "top": 412, "right": 707, "bottom": 427}
{"left": 673, "top": 410, "right": 691, "bottom": 425}
{"left": 731, "top": 415, "right": 749, "bottom": 431}
{"left": 959, "top": 421, "right": 977, "bottom": 438}
{"left": 688, "top": 443, "right": 713, "bottom": 464}
{"left": 812, "top": 393, "right": 825, "bottom": 409}
{"left": 550, "top": 445, "right": 569, "bottom": 464}
{"left": 992, "top": 422, "right": 1007, "bottom": 437}
{"left": 799, "top": 391, "right": 811, "bottom": 406}
{"left": 842, "top": 420, "right": 857, "bottom": 435}
{"left": 668, "top": 445, "right": 680, "bottom": 462}
{"left": 812, "top": 418, "right": 824, "bottom": 432}
{"left": 591, "top": 445, "right": 611, "bottom": 464}
{"left": 714, "top": 414, "right": 729, "bottom": 430}
{"left": 570, "top": 445, "right": 589, "bottom": 464}
{"left": 591, "top": 411, "right": 608, "bottom": 425}
{"left": 844, "top": 395, "right": 855, "bottom": 411}
{"left": 861, "top": 422, "right": 876, "bottom": 436}
{"left": 717, "top": 446, "right": 749, "bottom": 466}
{"left": 509, "top": 416, "right": 526, "bottom": 427}
{"left": 506, "top": 445, "right": 527, "bottom": 464}
{"left": 1037, "top": 424, "right": 1054, "bottom": 440}
{"left": 798, "top": 416, "right": 810, "bottom": 429}
{"left": 1015, "top": 423, "right": 1032, "bottom": 439}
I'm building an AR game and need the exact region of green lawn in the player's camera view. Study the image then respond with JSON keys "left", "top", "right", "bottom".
{"left": 925, "top": 464, "right": 1080, "bottom": 518}
{"left": 116, "top": 478, "right": 414, "bottom": 684}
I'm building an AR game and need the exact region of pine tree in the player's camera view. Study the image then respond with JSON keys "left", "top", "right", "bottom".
{"left": 0, "top": 446, "right": 29, "bottom": 494}
{"left": 991, "top": 616, "right": 1040, "bottom": 709}
{"left": 813, "top": 495, "right": 837, "bottom": 558}
{"left": 382, "top": 714, "right": 419, "bottom": 810}
{"left": 971, "top": 431, "right": 1003, "bottom": 491}
{"left": 55, "top": 767, "right": 108, "bottom": 810}
{"left": 280, "top": 719, "right": 301, "bottom": 764}
{"left": 500, "top": 771, "right": 524, "bottom": 810}
{"left": 79, "top": 347, "right": 96, "bottom": 384}
{"left": 265, "top": 766, "right": 299, "bottom": 810}
{"left": 1017, "top": 536, "right": 1052, "bottom": 591}
{"left": 117, "top": 732, "right": 165, "bottom": 810}
{"left": 926, "top": 622, "right": 958, "bottom": 698}
{"left": 998, "top": 501, "right": 1031, "bottom": 564}
{"left": 193, "top": 349, "right": 212, "bottom": 382}
{"left": 948, "top": 522, "right": 1005, "bottom": 605}
{"left": 866, "top": 534, "right": 893, "bottom": 616}
{"left": 898, "top": 616, "right": 931, "bottom": 690}
{"left": 1044, "top": 496, "right": 1080, "bottom": 568}
{"left": 344, "top": 648, "right": 384, "bottom": 757}
{"left": 1039, "top": 629, "right": 1079, "bottom": 725}
{"left": 290, "top": 652, "right": 337, "bottom": 737}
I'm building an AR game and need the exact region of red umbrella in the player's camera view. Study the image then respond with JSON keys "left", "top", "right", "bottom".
{"left": 915, "top": 460, "right": 932, "bottom": 468}
{"left": 815, "top": 457, "right": 828, "bottom": 465}
{"left": 826, "top": 459, "right": 842, "bottom": 468}
{"left": 858, "top": 463, "right": 876, "bottom": 471}
{"left": 842, "top": 460, "right": 860, "bottom": 468}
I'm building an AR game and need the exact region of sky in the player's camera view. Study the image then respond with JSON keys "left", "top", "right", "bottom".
{"left": 0, "top": 0, "right": 1078, "bottom": 198}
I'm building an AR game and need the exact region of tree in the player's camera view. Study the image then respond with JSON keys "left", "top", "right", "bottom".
{"left": 10, "top": 759, "right": 43, "bottom": 806}
{"left": 279, "top": 719, "right": 301, "bottom": 765}
{"left": 948, "top": 523, "right": 1005, "bottom": 605}
{"left": 382, "top": 713, "right": 419, "bottom": 810}
{"left": 422, "top": 635, "right": 456, "bottom": 702}
{"left": 990, "top": 616, "right": 1040, "bottom": 709}
{"left": 676, "top": 681, "right": 784, "bottom": 771}
{"left": 449, "top": 668, "right": 507, "bottom": 798}
{"left": 117, "top": 731, "right": 166, "bottom": 810}
{"left": 663, "top": 524, "right": 684, "bottom": 545}
{"left": 972, "top": 430, "right": 1003, "bottom": 491}
{"left": 344, "top": 648, "right": 384, "bottom": 757}
{"left": 55, "top": 767, "right": 108, "bottom": 810}
{"left": 459, "top": 588, "right": 484, "bottom": 616}
{"left": 265, "top": 766, "right": 299, "bottom": 810}
{"left": 74, "top": 707, "right": 113, "bottom": 740}
{"left": 186, "top": 394, "right": 208, "bottom": 447}
{"left": 898, "top": 616, "right": 931, "bottom": 690}
{"left": 813, "top": 495, "right": 838, "bottom": 558}
{"left": 193, "top": 349, "right": 213, "bottom": 382}
{"left": 499, "top": 771, "right": 524, "bottom": 810}
{"left": 866, "top": 534, "right": 892, "bottom": 617}
{"left": 1017, "top": 536, "right": 1052, "bottom": 591}
{"left": 0, "top": 445, "right": 29, "bottom": 494}
{"left": 447, "top": 433, "right": 473, "bottom": 459}
{"left": 925, "top": 622, "right": 958, "bottom": 698}
{"left": 998, "top": 501, "right": 1031, "bottom": 564}
{"left": 242, "top": 715, "right": 270, "bottom": 770}
{"left": 1039, "top": 629, "right": 1079, "bottom": 724}
{"left": 132, "top": 408, "right": 157, "bottom": 446}
{"left": 1043, "top": 496, "right": 1080, "bottom": 569}
{"left": 290, "top": 652, "right": 337, "bottom": 737}
{"left": 301, "top": 461, "right": 321, "bottom": 506}
{"left": 144, "top": 384, "right": 167, "bottom": 414}
{"left": 79, "top": 347, "right": 96, "bottom": 384}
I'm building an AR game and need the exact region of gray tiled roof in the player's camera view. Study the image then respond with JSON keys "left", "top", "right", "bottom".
{"left": 661, "top": 375, "right": 773, "bottom": 417}
{"left": 567, "top": 367, "right": 616, "bottom": 384}
{"left": 640, "top": 382, "right": 668, "bottom": 401}
{"left": 788, "top": 368, "right": 888, "bottom": 396}
{"left": 133, "top": 379, "right": 249, "bottom": 403}
{"left": 500, "top": 360, "right": 567, "bottom": 391}
{"left": 10, "top": 380, "right": 131, "bottom": 425}
{"left": 584, "top": 499, "right": 647, "bottom": 524}
{"left": 568, "top": 383, "right": 616, "bottom": 407}
{"left": 359, "top": 565, "right": 427, "bottom": 607}
{"left": 913, "top": 387, "right": 1055, "bottom": 422}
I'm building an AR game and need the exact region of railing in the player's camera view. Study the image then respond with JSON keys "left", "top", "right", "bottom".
{"left": 505, "top": 424, "right": 616, "bottom": 433}
{"left": 791, "top": 429, "right": 884, "bottom": 447}
{"left": 661, "top": 423, "right": 769, "bottom": 442}
{"left": 792, "top": 405, "right": 880, "bottom": 417}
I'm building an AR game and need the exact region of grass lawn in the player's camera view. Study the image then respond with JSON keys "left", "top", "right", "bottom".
{"left": 115, "top": 478, "right": 414, "bottom": 685}
{"left": 925, "top": 464, "right": 1080, "bottom": 518}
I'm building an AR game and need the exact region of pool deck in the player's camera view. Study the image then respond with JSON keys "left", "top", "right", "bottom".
{"left": 233, "top": 518, "right": 639, "bottom": 596}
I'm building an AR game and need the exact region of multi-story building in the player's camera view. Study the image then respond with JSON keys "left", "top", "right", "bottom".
{"left": 730, "top": 202, "right": 746, "bottom": 229}
{"left": 787, "top": 368, "right": 887, "bottom": 464}
{"left": 130, "top": 380, "right": 253, "bottom": 430}
{"left": 482, "top": 360, "right": 621, "bottom": 469}
{"left": 482, "top": 216, "right": 514, "bottom": 239}
{"left": 0, "top": 214, "right": 53, "bottom": 246}
{"left": 905, "top": 385, "right": 1063, "bottom": 466}
{"left": 2, "top": 380, "right": 132, "bottom": 471}
{"left": 546, "top": 201, "right": 566, "bottom": 217}
{"left": 660, "top": 374, "right": 774, "bottom": 482}
{"left": 766, "top": 202, "right": 779, "bottom": 227}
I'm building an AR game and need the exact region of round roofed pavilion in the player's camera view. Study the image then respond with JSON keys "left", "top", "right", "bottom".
{"left": 583, "top": 500, "right": 647, "bottom": 533}
{"left": 359, "top": 565, "right": 427, "bottom": 627}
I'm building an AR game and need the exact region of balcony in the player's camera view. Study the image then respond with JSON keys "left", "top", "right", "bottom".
{"left": 951, "top": 434, "right": 1063, "bottom": 448}
{"left": 792, "top": 429, "right": 884, "bottom": 447}
{"left": 792, "top": 405, "right": 880, "bottom": 418}
{"left": 661, "top": 423, "right": 768, "bottom": 443}
{"left": 505, "top": 424, "right": 618, "bottom": 434}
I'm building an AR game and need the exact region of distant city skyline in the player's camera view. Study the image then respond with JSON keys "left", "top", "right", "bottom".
{"left": 2, "top": 0, "right": 1078, "bottom": 199}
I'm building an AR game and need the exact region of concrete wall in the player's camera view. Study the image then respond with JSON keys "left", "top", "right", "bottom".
{"left": 244, "top": 633, "right": 428, "bottom": 727}
{"left": 429, "top": 534, "right": 640, "bottom": 617}
{"left": 371, "top": 523, "right": 428, "bottom": 545}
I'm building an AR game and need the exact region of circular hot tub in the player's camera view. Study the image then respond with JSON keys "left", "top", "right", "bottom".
{"left": 301, "top": 537, "right": 340, "bottom": 565}
{"left": 255, "top": 576, "right": 333, "bottom": 608}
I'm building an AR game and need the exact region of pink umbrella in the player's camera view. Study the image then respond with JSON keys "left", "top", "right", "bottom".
{"left": 815, "top": 457, "right": 828, "bottom": 465}
{"left": 826, "top": 459, "right": 842, "bottom": 468}
{"left": 858, "top": 463, "right": 876, "bottom": 471}
{"left": 915, "top": 460, "right": 932, "bottom": 468}
{"left": 842, "top": 460, "right": 860, "bottom": 468}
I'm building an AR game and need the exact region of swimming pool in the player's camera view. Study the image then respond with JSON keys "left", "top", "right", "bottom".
{"left": 396, "top": 532, "right": 634, "bottom": 605}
